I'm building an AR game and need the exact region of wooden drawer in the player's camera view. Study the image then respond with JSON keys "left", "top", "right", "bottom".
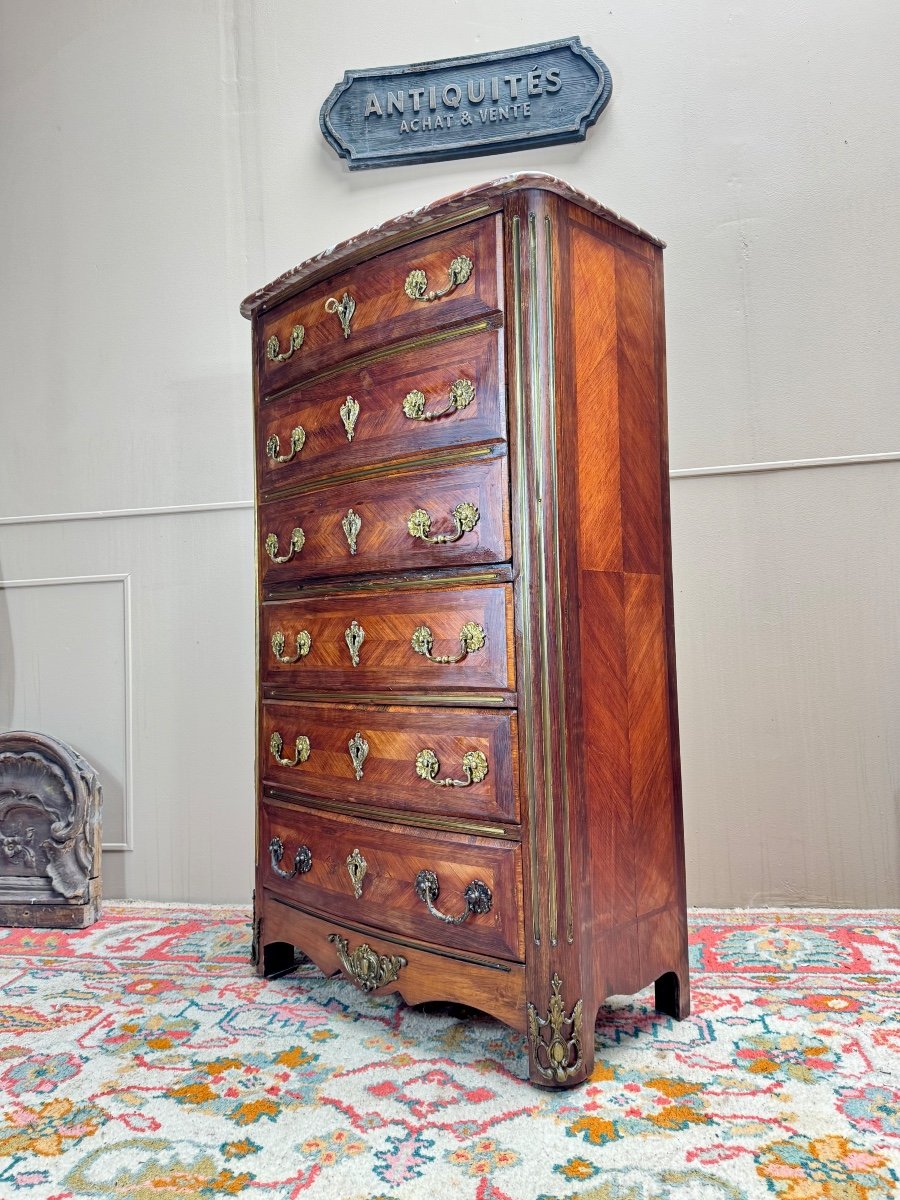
{"left": 259, "top": 897, "right": 527, "bottom": 1029}
{"left": 258, "top": 327, "right": 505, "bottom": 499}
{"left": 260, "top": 582, "right": 514, "bottom": 700}
{"left": 260, "top": 701, "right": 518, "bottom": 824}
{"left": 258, "top": 215, "right": 502, "bottom": 391}
{"left": 259, "top": 455, "right": 510, "bottom": 588}
{"left": 260, "top": 800, "right": 524, "bottom": 961}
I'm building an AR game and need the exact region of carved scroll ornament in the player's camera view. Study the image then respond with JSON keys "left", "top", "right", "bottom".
{"left": 0, "top": 731, "right": 102, "bottom": 903}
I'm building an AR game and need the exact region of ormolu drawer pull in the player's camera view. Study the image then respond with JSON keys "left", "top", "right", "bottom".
{"left": 414, "top": 869, "right": 492, "bottom": 925}
{"left": 269, "top": 836, "right": 312, "bottom": 879}
{"left": 404, "top": 255, "right": 473, "bottom": 302}
{"left": 266, "top": 426, "right": 306, "bottom": 463}
{"left": 265, "top": 527, "right": 305, "bottom": 564}
{"left": 266, "top": 325, "right": 305, "bottom": 363}
{"left": 411, "top": 621, "right": 485, "bottom": 665}
{"left": 271, "top": 630, "right": 311, "bottom": 664}
{"left": 325, "top": 292, "right": 356, "bottom": 338}
{"left": 270, "top": 731, "right": 311, "bottom": 767}
{"left": 406, "top": 502, "right": 479, "bottom": 545}
{"left": 415, "top": 748, "right": 488, "bottom": 788}
{"left": 402, "top": 378, "right": 475, "bottom": 422}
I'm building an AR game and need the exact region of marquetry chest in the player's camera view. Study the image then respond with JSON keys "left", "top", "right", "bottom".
{"left": 241, "top": 174, "right": 689, "bottom": 1087}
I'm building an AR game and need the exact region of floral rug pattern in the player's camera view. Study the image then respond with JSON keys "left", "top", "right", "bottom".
{"left": 0, "top": 906, "right": 897, "bottom": 1199}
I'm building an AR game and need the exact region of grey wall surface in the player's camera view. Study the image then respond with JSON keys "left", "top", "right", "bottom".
{"left": 1, "top": 0, "right": 898, "bottom": 905}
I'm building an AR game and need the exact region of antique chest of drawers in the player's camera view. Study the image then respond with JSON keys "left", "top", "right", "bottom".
{"left": 241, "top": 174, "right": 689, "bottom": 1088}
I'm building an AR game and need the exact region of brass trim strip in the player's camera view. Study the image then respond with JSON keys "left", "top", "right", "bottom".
{"left": 262, "top": 442, "right": 503, "bottom": 503}
{"left": 546, "top": 214, "right": 574, "bottom": 946}
{"left": 263, "top": 566, "right": 512, "bottom": 601}
{"left": 261, "top": 317, "right": 499, "bottom": 407}
{"left": 269, "top": 892, "right": 516, "bottom": 972}
{"left": 529, "top": 212, "right": 559, "bottom": 947}
{"left": 512, "top": 216, "right": 541, "bottom": 947}
{"left": 370, "top": 203, "right": 496, "bottom": 257}
{"left": 252, "top": 326, "right": 262, "bottom": 870}
{"left": 263, "top": 688, "right": 511, "bottom": 708}
{"left": 263, "top": 787, "right": 516, "bottom": 840}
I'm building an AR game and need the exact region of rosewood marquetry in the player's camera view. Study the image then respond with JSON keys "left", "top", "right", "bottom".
{"left": 258, "top": 455, "right": 511, "bottom": 587}
{"left": 258, "top": 327, "right": 506, "bottom": 500}
{"left": 242, "top": 173, "right": 689, "bottom": 1088}
{"left": 260, "top": 701, "right": 518, "bottom": 824}
{"left": 262, "top": 800, "right": 524, "bottom": 961}
{"left": 260, "top": 582, "right": 514, "bottom": 700}
{"left": 258, "top": 214, "right": 503, "bottom": 391}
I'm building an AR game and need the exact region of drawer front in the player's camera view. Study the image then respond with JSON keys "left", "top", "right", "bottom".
{"left": 260, "top": 899, "right": 527, "bottom": 1028}
{"left": 258, "top": 328, "right": 505, "bottom": 498}
{"left": 258, "top": 215, "right": 502, "bottom": 390}
{"left": 261, "top": 583, "right": 514, "bottom": 699}
{"left": 261, "top": 701, "right": 518, "bottom": 824}
{"left": 259, "top": 456, "right": 510, "bottom": 588}
{"left": 261, "top": 801, "right": 524, "bottom": 961}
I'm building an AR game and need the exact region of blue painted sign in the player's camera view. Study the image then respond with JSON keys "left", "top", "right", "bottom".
{"left": 320, "top": 37, "right": 612, "bottom": 170}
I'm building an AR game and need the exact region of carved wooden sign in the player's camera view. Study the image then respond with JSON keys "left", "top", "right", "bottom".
{"left": 320, "top": 37, "right": 612, "bottom": 170}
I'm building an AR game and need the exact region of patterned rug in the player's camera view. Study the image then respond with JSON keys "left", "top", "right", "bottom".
{"left": 0, "top": 907, "right": 897, "bottom": 1199}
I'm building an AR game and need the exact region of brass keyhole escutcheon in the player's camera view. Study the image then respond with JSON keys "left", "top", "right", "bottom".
{"left": 342, "top": 508, "right": 362, "bottom": 556}
{"left": 348, "top": 731, "right": 369, "bottom": 781}
{"left": 325, "top": 292, "right": 356, "bottom": 338}
{"left": 346, "top": 848, "right": 367, "bottom": 899}
{"left": 340, "top": 395, "right": 360, "bottom": 442}
{"left": 344, "top": 620, "right": 365, "bottom": 668}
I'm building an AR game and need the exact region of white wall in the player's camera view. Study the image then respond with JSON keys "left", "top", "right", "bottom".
{"left": 2, "top": 0, "right": 898, "bottom": 905}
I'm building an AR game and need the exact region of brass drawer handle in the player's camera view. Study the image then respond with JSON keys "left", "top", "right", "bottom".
{"left": 402, "top": 378, "right": 475, "bottom": 422}
{"left": 407, "top": 502, "right": 479, "bottom": 545}
{"left": 271, "top": 630, "right": 311, "bottom": 664}
{"left": 265, "top": 527, "right": 305, "bottom": 564}
{"left": 270, "top": 731, "right": 310, "bottom": 767}
{"left": 328, "top": 933, "right": 406, "bottom": 992}
{"left": 414, "top": 869, "right": 492, "bottom": 925}
{"left": 404, "top": 255, "right": 473, "bottom": 302}
{"left": 415, "top": 748, "right": 488, "bottom": 788}
{"left": 411, "top": 621, "right": 485, "bottom": 665}
{"left": 267, "top": 325, "right": 305, "bottom": 363}
{"left": 269, "top": 836, "right": 312, "bottom": 879}
{"left": 325, "top": 292, "right": 356, "bottom": 338}
{"left": 266, "top": 426, "right": 306, "bottom": 463}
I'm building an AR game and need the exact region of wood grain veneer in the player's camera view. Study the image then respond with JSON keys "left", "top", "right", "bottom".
{"left": 258, "top": 215, "right": 503, "bottom": 391}
{"left": 244, "top": 177, "right": 689, "bottom": 1088}
{"left": 261, "top": 800, "right": 524, "bottom": 961}
{"left": 260, "top": 701, "right": 518, "bottom": 824}
{"left": 260, "top": 581, "right": 514, "bottom": 699}
{"left": 258, "top": 326, "right": 506, "bottom": 500}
